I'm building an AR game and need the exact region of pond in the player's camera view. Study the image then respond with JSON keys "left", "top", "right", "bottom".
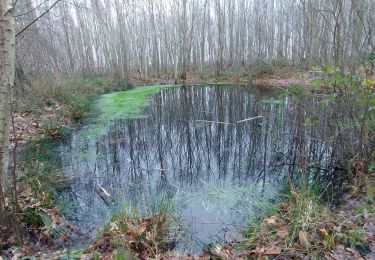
{"left": 57, "top": 84, "right": 335, "bottom": 253}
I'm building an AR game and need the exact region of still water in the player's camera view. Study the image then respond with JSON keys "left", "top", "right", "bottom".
{"left": 57, "top": 85, "right": 330, "bottom": 252}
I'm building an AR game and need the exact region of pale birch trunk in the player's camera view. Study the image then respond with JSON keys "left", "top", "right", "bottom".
{"left": 0, "top": 0, "right": 15, "bottom": 221}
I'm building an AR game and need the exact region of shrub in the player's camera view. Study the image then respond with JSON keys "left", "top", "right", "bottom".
{"left": 250, "top": 60, "right": 274, "bottom": 77}
{"left": 40, "top": 119, "right": 69, "bottom": 139}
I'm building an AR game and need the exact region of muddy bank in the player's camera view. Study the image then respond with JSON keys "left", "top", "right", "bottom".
{"left": 128, "top": 70, "right": 312, "bottom": 89}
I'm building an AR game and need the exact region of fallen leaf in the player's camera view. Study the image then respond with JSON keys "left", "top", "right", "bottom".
{"left": 281, "top": 203, "right": 289, "bottom": 212}
{"left": 353, "top": 161, "right": 364, "bottom": 170}
{"left": 136, "top": 224, "right": 147, "bottom": 235}
{"left": 213, "top": 244, "right": 232, "bottom": 259}
{"left": 277, "top": 227, "right": 289, "bottom": 238}
{"left": 264, "top": 215, "right": 282, "bottom": 227}
{"left": 253, "top": 245, "right": 265, "bottom": 254}
{"left": 299, "top": 230, "right": 310, "bottom": 248}
{"left": 109, "top": 222, "right": 118, "bottom": 232}
{"left": 318, "top": 228, "right": 329, "bottom": 239}
{"left": 264, "top": 245, "right": 282, "bottom": 255}
{"left": 126, "top": 222, "right": 147, "bottom": 238}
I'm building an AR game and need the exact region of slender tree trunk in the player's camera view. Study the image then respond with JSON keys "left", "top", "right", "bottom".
{"left": 0, "top": 0, "right": 15, "bottom": 223}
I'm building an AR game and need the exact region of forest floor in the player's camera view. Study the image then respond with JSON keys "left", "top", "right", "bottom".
{"left": 220, "top": 190, "right": 375, "bottom": 260}
{"left": 3, "top": 184, "right": 373, "bottom": 259}
{"left": 130, "top": 68, "right": 312, "bottom": 89}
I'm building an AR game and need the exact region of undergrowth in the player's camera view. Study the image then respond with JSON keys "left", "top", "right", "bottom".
{"left": 19, "top": 76, "right": 135, "bottom": 121}
{"left": 18, "top": 139, "right": 68, "bottom": 201}
{"left": 240, "top": 174, "right": 374, "bottom": 258}
{"left": 240, "top": 66, "right": 374, "bottom": 259}
{"left": 86, "top": 199, "right": 181, "bottom": 259}
{"left": 15, "top": 75, "right": 136, "bottom": 215}
{"left": 0, "top": 76, "right": 137, "bottom": 254}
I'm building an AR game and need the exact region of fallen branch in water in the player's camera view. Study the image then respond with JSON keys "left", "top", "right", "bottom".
{"left": 193, "top": 120, "right": 232, "bottom": 125}
{"left": 193, "top": 116, "right": 263, "bottom": 125}
{"left": 93, "top": 184, "right": 115, "bottom": 206}
{"left": 236, "top": 116, "right": 263, "bottom": 124}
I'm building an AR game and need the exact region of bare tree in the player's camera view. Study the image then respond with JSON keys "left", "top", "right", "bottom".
{"left": 11, "top": 0, "right": 375, "bottom": 81}
{"left": 0, "top": 0, "right": 16, "bottom": 223}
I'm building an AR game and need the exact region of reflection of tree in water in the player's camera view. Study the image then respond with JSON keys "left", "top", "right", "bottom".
{"left": 59, "top": 85, "right": 341, "bottom": 243}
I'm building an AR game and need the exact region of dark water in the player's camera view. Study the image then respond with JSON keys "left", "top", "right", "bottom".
{"left": 58, "top": 85, "right": 334, "bottom": 253}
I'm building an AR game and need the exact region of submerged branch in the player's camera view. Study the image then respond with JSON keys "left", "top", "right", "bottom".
{"left": 193, "top": 116, "right": 263, "bottom": 125}
{"left": 193, "top": 120, "right": 232, "bottom": 125}
{"left": 236, "top": 116, "right": 263, "bottom": 123}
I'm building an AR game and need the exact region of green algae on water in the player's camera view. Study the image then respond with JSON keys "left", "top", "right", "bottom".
{"left": 79, "top": 84, "right": 177, "bottom": 140}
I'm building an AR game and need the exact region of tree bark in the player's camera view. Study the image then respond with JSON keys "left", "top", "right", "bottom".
{"left": 0, "top": 0, "right": 15, "bottom": 222}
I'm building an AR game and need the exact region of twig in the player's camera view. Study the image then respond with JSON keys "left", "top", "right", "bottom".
{"left": 193, "top": 120, "right": 231, "bottom": 125}
{"left": 337, "top": 213, "right": 364, "bottom": 231}
{"left": 318, "top": 182, "right": 332, "bottom": 201}
{"left": 16, "top": 0, "right": 64, "bottom": 38}
{"left": 15, "top": 0, "right": 51, "bottom": 17}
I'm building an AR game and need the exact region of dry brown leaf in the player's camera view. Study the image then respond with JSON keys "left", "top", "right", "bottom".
{"left": 253, "top": 245, "right": 265, "bottom": 254}
{"left": 264, "top": 245, "right": 282, "bottom": 256}
{"left": 299, "top": 230, "right": 310, "bottom": 248}
{"left": 137, "top": 224, "right": 148, "bottom": 234}
{"left": 318, "top": 228, "right": 329, "bottom": 239}
{"left": 281, "top": 203, "right": 289, "bottom": 212}
{"left": 213, "top": 244, "right": 232, "bottom": 259}
{"left": 264, "top": 215, "right": 282, "bottom": 227}
{"left": 252, "top": 244, "right": 282, "bottom": 256}
{"left": 126, "top": 222, "right": 148, "bottom": 238}
{"left": 277, "top": 227, "right": 289, "bottom": 238}
{"left": 109, "top": 222, "right": 118, "bottom": 232}
{"left": 142, "top": 218, "right": 152, "bottom": 228}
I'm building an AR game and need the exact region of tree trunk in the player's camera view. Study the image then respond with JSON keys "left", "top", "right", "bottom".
{"left": 0, "top": 0, "right": 15, "bottom": 222}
